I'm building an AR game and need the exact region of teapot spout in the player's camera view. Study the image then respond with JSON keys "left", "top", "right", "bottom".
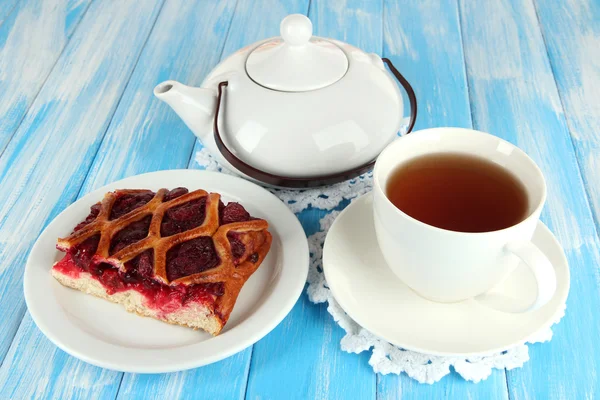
{"left": 154, "top": 80, "right": 216, "bottom": 140}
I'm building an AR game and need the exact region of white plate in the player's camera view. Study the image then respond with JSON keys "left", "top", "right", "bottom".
{"left": 323, "top": 194, "right": 570, "bottom": 356}
{"left": 24, "top": 170, "right": 308, "bottom": 373}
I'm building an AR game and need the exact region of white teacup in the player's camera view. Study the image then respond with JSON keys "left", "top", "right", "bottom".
{"left": 373, "top": 127, "right": 556, "bottom": 311}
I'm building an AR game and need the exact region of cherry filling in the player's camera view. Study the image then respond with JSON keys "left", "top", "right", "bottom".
{"left": 166, "top": 237, "right": 220, "bottom": 281}
{"left": 126, "top": 249, "right": 154, "bottom": 279}
{"left": 109, "top": 215, "right": 152, "bottom": 255}
{"left": 227, "top": 232, "right": 246, "bottom": 260}
{"left": 226, "top": 233, "right": 259, "bottom": 265}
{"left": 73, "top": 203, "right": 101, "bottom": 232}
{"left": 71, "top": 234, "right": 100, "bottom": 269}
{"left": 220, "top": 202, "right": 250, "bottom": 225}
{"left": 54, "top": 187, "right": 261, "bottom": 316}
{"left": 110, "top": 191, "right": 155, "bottom": 220}
{"left": 54, "top": 250, "right": 223, "bottom": 314}
{"left": 164, "top": 187, "right": 189, "bottom": 202}
{"left": 161, "top": 198, "right": 207, "bottom": 237}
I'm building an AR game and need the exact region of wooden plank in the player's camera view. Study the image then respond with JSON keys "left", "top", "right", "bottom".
{"left": 458, "top": 0, "right": 600, "bottom": 398}
{"left": 0, "top": 1, "right": 241, "bottom": 399}
{"left": 244, "top": 210, "right": 378, "bottom": 400}
{"left": 216, "top": 0, "right": 309, "bottom": 62}
{"left": 107, "top": 1, "right": 256, "bottom": 399}
{"left": 180, "top": 1, "right": 325, "bottom": 399}
{"left": 533, "top": 0, "right": 600, "bottom": 233}
{"left": 118, "top": 2, "right": 312, "bottom": 399}
{"left": 128, "top": 1, "right": 321, "bottom": 398}
{"left": 80, "top": 0, "right": 237, "bottom": 194}
{"left": 0, "top": 0, "right": 164, "bottom": 368}
{"left": 242, "top": 1, "right": 377, "bottom": 399}
{"left": 0, "top": 0, "right": 91, "bottom": 154}
{"left": 117, "top": 352, "right": 251, "bottom": 400}
{"left": 186, "top": 0, "right": 313, "bottom": 168}
{"left": 382, "top": 0, "right": 472, "bottom": 131}
{"left": 0, "top": 0, "right": 19, "bottom": 29}
{"left": 377, "top": 0, "right": 510, "bottom": 397}
{"left": 0, "top": 315, "right": 121, "bottom": 399}
{"left": 379, "top": 374, "right": 510, "bottom": 400}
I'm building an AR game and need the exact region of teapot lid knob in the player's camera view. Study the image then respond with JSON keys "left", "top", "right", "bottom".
{"left": 245, "top": 14, "right": 348, "bottom": 92}
{"left": 280, "top": 14, "right": 312, "bottom": 46}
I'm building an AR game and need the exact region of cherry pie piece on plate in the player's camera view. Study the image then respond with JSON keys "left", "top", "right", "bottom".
{"left": 51, "top": 187, "right": 272, "bottom": 336}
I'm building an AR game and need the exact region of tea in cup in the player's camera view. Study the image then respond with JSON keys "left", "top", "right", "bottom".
{"left": 372, "top": 127, "right": 556, "bottom": 311}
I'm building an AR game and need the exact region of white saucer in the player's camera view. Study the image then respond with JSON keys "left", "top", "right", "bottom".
{"left": 323, "top": 194, "right": 570, "bottom": 356}
{"left": 24, "top": 170, "right": 309, "bottom": 373}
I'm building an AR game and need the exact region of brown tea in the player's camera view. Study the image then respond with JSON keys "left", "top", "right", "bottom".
{"left": 386, "top": 153, "right": 528, "bottom": 233}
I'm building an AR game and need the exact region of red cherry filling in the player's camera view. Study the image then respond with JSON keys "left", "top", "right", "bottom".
{"left": 128, "top": 249, "right": 154, "bottom": 278}
{"left": 89, "top": 262, "right": 113, "bottom": 277}
{"left": 184, "top": 282, "right": 224, "bottom": 305}
{"left": 110, "top": 191, "right": 155, "bottom": 220}
{"left": 166, "top": 237, "right": 220, "bottom": 281}
{"left": 55, "top": 187, "right": 263, "bottom": 317}
{"left": 164, "top": 187, "right": 189, "bottom": 202}
{"left": 218, "top": 199, "right": 225, "bottom": 220}
{"left": 109, "top": 215, "right": 152, "bottom": 255}
{"left": 221, "top": 202, "right": 250, "bottom": 224}
{"left": 160, "top": 198, "right": 207, "bottom": 237}
{"left": 227, "top": 232, "right": 246, "bottom": 260}
{"left": 71, "top": 234, "right": 100, "bottom": 269}
{"left": 53, "top": 252, "right": 222, "bottom": 314}
{"left": 73, "top": 203, "right": 101, "bottom": 232}
{"left": 98, "top": 268, "right": 125, "bottom": 292}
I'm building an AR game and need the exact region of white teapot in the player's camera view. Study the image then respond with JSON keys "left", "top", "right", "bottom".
{"left": 154, "top": 14, "right": 416, "bottom": 188}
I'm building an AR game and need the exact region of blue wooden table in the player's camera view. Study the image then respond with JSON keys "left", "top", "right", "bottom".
{"left": 0, "top": 0, "right": 599, "bottom": 398}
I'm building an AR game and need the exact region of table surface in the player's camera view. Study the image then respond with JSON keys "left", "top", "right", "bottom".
{"left": 0, "top": 0, "right": 599, "bottom": 398}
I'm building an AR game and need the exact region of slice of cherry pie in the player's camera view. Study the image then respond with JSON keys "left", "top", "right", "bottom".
{"left": 51, "top": 187, "right": 272, "bottom": 336}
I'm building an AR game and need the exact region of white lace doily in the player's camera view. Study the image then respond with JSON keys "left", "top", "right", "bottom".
{"left": 195, "top": 148, "right": 566, "bottom": 384}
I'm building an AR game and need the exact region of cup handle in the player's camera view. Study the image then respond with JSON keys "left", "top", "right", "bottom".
{"left": 476, "top": 241, "right": 557, "bottom": 313}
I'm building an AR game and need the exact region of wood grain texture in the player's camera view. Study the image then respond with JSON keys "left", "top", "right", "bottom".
{"left": 533, "top": 0, "right": 600, "bottom": 233}
{"left": 244, "top": 209, "right": 376, "bottom": 400}
{"left": 117, "top": 352, "right": 251, "bottom": 400}
{"left": 0, "top": 0, "right": 91, "bottom": 154}
{"left": 459, "top": 0, "right": 600, "bottom": 398}
{"left": 0, "top": 0, "right": 164, "bottom": 372}
{"left": 377, "top": 0, "right": 508, "bottom": 397}
{"left": 0, "top": 0, "right": 598, "bottom": 398}
{"left": 0, "top": 315, "right": 121, "bottom": 399}
{"left": 80, "top": 0, "right": 237, "bottom": 194}
{"left": 0, "top": 0, "right": 20, "bottom": 29}
{"left": 186, "top": 0, "right": 312, "bottom": 168}
{"left": 242, "top": 1, "right": 378, "bottom": 398}
{"left": 106, "top": 1, "right": 256, "bottom": 398}
{"left": 382, "top": 0, "right": 472, "bottom": 131}
{"left": 0, "top": 0, "right": 240, "bottom": 399}
{"left": 117, "top": 2, "right": 311, "bottom": 399}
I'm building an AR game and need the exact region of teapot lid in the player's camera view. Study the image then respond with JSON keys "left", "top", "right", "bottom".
{"left": 245, "top": 14, "right": 348, "bottom": 92}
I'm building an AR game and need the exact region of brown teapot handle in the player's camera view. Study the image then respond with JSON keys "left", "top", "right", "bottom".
{"left": 212, "top": 58, "right": 417, "bottom": 188}
{"left": 382, "top": 57, "right": 418, "bottom": 135}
